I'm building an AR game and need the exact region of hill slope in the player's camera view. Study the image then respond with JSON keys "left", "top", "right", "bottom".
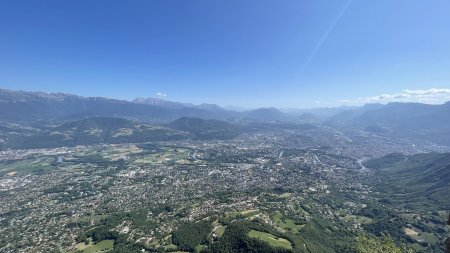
{"left": 327, "top": 102, "right": 450, "bottom": 146}
{"left": 168, "top": 117, "right": 242, "bottom": 140}
{"left": 365, "top": 152, "right": 450, "bottom": 209}
{"left": 18, "top": 117, "right": 188, "bottom": 149}
{"left": 243, "top": 108, "right": 287, "bottom": 122}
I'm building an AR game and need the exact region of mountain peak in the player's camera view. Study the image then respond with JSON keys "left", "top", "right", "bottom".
{"left": 0, "top": 88, "right": 81, "bottom": 102}
{"left": 244, "top": 107, "right": 286, "bottom": 122}
{"left": 132, "top": 97, "right": 191, "bottom": 109}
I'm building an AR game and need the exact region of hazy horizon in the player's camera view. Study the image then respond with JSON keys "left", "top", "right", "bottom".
{"left": 2, "top": 86, "right": 450, "bottom": 111}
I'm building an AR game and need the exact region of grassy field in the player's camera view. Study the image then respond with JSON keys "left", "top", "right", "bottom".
{"left": 194, "top": 244, "right": 204, "bottom": 253}
{"left": 82, "top": 240, "right": 114, "bottom": 253}
{"left": 343, "top": 214, "right": 373, "bottom": 225}
{"left": 133, "top": 146, "right": 193, "bottom": 164}
{"left": 0, "top": 157, "right": 54, "bottom": 175}
{"left": 164, "top": 243, "right": 178, "bottom": 251}
{"left": 73, "top": 242, "right": 92, "bottom": 251}
{"left": 421, "top": 232, "right": 439, "bottom": 244}
{"left": 0, "top": 144, "right": 200, "bottom": 176}
{"left": 240, "top": 209, "right": 259, "bottom": 216}
{"left": 248, "top": 230, "right": 293, "bottom": 249}
{"left": 214, "top": 225, "right": 226, "bottom": 237}
{"left": 273, "top": 213, "right": 305, "bottom": 234}
{"left": 225, "top": 209, "right": 260, "bottom": 220}
{"left": 102, "top": 144, "right": 143, "bottom": 161}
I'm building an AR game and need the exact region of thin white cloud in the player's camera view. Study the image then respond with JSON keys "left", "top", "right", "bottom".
{"left": 156, "top": 92, "right": 167, "bottom": 97}
{"left": 339, "top": 88, "right": 450, "bottom": 105}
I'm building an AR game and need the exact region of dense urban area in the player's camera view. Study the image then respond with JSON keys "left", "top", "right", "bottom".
{"left": 1, "top": 118, "right": 449, "bottom": 253}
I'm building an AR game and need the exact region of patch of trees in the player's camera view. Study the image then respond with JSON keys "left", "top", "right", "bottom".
{"left": 203, "top": 222, "right": 292, "bottom": 253}
{"left": 172, "top": 220, "right": 212, "bottom": 251}
{"left": 216, "top": 213, "right": 332, "bottom": 253}
{"left": 138, "top": 143, "right": 162, "bottom": 151}
{"left": 273, "top": 187, "right": 288, "bottom": 195}
{"left": 75, "top": 209, "right": 158, "bottom": 252}
{"left": 355, "top": 233, "right": 413, "bottom": 253}
{"left": 297, "top": 217, "right": 357, "bottom": 253}
{"left": 215, "top": 192, "right": 233, "bottom": 205}
{"left": 359, "top": 203, "right": 407, "bottom": 242}
{"left": 87, "top": 227, "right": 120, "bottom": 242}
{"left": 77, "top": 226, "right": 144, "bottom": 253}
{"left": 363, "top": 153, "right": 406, "bottom": 170}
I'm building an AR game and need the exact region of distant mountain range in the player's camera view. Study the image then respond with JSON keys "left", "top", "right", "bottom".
{"left": 0, "top": 88, "right": 287, "bottom": 124}
{"left": 133, "top": 97, "right": 226, "bottom": 112}
{"left": 133, "top": 97, "right": 193, "bottom": 109}
{"left": 241, "top": 107, "right": 287, "bottom": 122}
{"left": 2, "top": 88, "right": 450, "bottom": 148}
{"left": 326, "top": 102, "right": 450, "bottom": 146}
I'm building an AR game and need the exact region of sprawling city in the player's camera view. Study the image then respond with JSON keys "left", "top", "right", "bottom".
{"left": 1, "top": 112, "right": 449, "bottom": 252}
{"left": 1, "top": 0, "right": 450, "bottom": 252}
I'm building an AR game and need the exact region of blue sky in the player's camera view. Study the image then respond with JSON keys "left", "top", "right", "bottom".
{"left": 1, "top": 0, "right": 450, "bottom": 108}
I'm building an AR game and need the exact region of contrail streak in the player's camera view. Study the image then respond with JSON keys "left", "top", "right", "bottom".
{"left": 298, "top": 0, "right": 353, "bottom": 77}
